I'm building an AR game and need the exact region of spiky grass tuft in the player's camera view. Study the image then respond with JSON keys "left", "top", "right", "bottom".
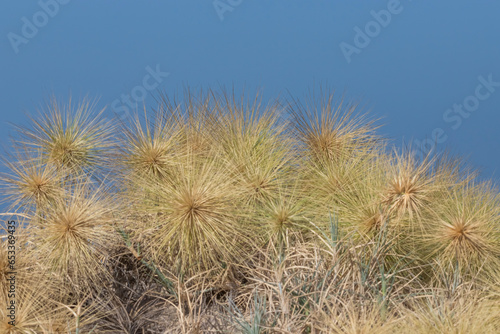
{"left": 118, "top": 108, "right": 180, "bottom": 180}
{"left": 382, "top": 150, "right": 438, "bottom": 221}
{"left": 331, "top": 155, "right": 389, "bottom": 238}
{"left": 29, "top": 178, "right": 118, "bottom": 286}
{"left": 136, "top": 152, "right": 251, "bottom": 274}
{"left": 1, "top": 89, "right": 500, "bottom": 332}
{"left": 0, "top": 149, "right": 63, "bottom": 213}
{"left": 257, "top": 184, "right": 311, "bottom": 255}
{"left": 211, "top": 91, "right": 295, "bottom": 206}
{"left": 0, "top": 267, "right": 70, "bottom": 334}
{"left": 287, "top": 90, "right": 380, "bottom": 163}
{"left": 156, "top": 89, "right": 216, "bottom": 159}
{"left": 13, "top": 96, "right": 114, "bottom": 175}
{"left": 421, "top": 180, "right": 500, "bottom": 276}
{"left": 400, "top": 288, "right": 500, "bottom": 333}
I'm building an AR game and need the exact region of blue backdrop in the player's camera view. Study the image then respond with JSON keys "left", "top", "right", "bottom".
{"left": 1, "top": 1, "right": 499, "bottom": 183}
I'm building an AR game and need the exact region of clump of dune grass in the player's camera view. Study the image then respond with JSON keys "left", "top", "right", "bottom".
{"left": 28, "top": 177, "right": 118, "bottom": 287}
{"left": 287, "top": 89, "right": 381, "bottom": 163}
{"left": 398, "top": 285, "right": 500, "bottom": 334}
{"left": 287, "top": 90, "right": 385, "bottom": 234}
{"left": 299, "top": 143, "right": 384, "bottom": 238}
{"left": 0, "top": 263, "right": 91, "bottom": 334}
{"left": 210, "top": 91, "right": 296, "bottom": 206}
{"left": 381, "top": 149, "right": 446, "bottom": 225}
{"left": 0, "top": 149, "right": 64, "bottom": 214}
{"left": 0, "top": 218, "right": 44, "bottom": 289}
{"left": 155, "top": 89, "right": 217, "bottom": 158}
{"left": 329, "top": 155, "right": 388, "bottom": 239}
{"left": 1, "top": 89, "right": 499, "bottom": 332}
{"left": 131, "top": 152, "right": 252, "bottom": 275}
{"left": 256, "top": 183, "right": 312, "bottom": 256}
{"left": 118, "top": 108, "right": 181, "bottom": 181}
{"left": 0, "top": 279, "right": 51, "bottom": 333}
{"left": 13, "top": 96, "right": 114, "bottom": 175}
{"left": 420, "top": 180, "right": 500, "bottom": 279}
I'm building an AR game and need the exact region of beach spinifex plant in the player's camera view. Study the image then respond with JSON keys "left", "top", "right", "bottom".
{"left": 0, "top": 277, "right": 53, "bottom": 333}
{"left": 0, "top": 271, "right": 97, "bottom": 334}
{"left": 116, "top": 92, "right": 248, "bottom": 274}
{"left": 400, "top": 288, "right": 500, "bottom": 333}
{"left": 2, "top": 223, "right": 52, "bottom": 286}
{"left": 0, "top": 237, "right": 72, "bottom": 333}
{"left": 0, "top": 149, "right": 63, "bottom": 213}
{"left": 28, "top": 178, "right": 118, "bottom": 287}
{"left": 287, "top": 91, "right": 384, "bottom": 230}
{"left": 118, "top": 109, "right": 180, "bottom": 181}
{"left": 13, "top": 96, "right": 114, "bottom": 176}
{"left": 256, "top": 182, "right": 312, "bottom": 255}
{"left": 134, "top": 152, "right": 251, "bottom": 275}
{"left": 382, "top": 150, "right": 441, "bottom": 224}
{"left": 421, "top": 180, "right": 500, "bottom": 278}
{"left": 155, "top": 90, "right": 217, "bottom": 159}
{"left": 1, "top": 89, "right": 500, "bottom": 332}
{"left": 0, "top": 236, "right": 30, "bottom": 302}
{"left": 287, "top": 91, "right": 380, "bottom": 163}
{"left": 381, "top": 151, "right": 468, "bottom": 227}
{"left": 210, "top": 91, "right": 296, "bottom": 206}
{"left": 380, "top": 151, "right": 478, "bottom": 265}
{"left": 333, "top": 159, "right": 388, "bottom": 239}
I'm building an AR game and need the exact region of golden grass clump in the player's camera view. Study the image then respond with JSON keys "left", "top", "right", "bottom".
{"left": 28, "top": 178, "right": 118, "bottom": 286}
{"left": 0, "top": 149, "right": 63, "bottom": 213}
{"left": 287, "top": 90, "right": 380, "bottom": 163}
{"left": 210, "top": 91, "right": 296, "bottom": 205}
{"left": 312, "top": 300, "right": 400, "bottom": 334}
{"left": 299, "top": 144, "right": 384, "bottom": 236}
{"left": 0, "top": 229, "right": 35, "bottom": 302}
{"left": 421, "top": 180, "right": 500, "bottom": 276}
{"left": 1, "top": 287, "right": 100, "bottom": 334}
{"left": 0, "top": 281, "right": 49, "bottom": 333}
{"left": 398, "top": 288, "right": 500, "bottom": 333}
{"left": 0, "top": 258, "right": 82, "bottom": 334}
{"left": 135, "top": 152, "right": 251, "bottom": 274}
{"left": 118, "top": 109, "right": 180, "bottom": 180}
{"left": 1, "top": 89, "right": 500, "bottom": 332}
{"left": 156, "top": 90, "right": 217, "bottom": 158}
{"left": 382, "top": 150, "right": 439, "bottom": 222}
{"left": 256, "top": 185, "right": 312, "bottom": 254}
{"left": 14, "top": 96, "right": 114, "bottom": 174}
{"left": 287, "top": 90, "right": 385, "bottom": 231}
{"left": 330, "top": 155, "right": 389, "bottom": 238}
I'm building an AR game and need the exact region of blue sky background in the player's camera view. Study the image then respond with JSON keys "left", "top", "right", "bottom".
{"left": 1, "top": 1, "right": 499, "bottom": 185}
